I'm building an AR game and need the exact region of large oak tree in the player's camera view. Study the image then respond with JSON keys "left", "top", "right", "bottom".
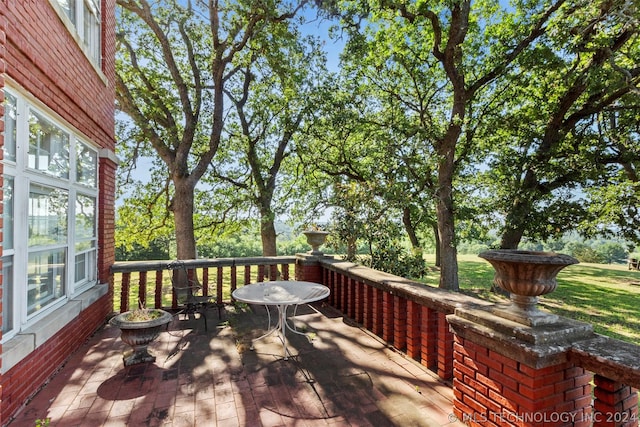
{"left": 115, "top": 0, "right": 309, "bottom": 259}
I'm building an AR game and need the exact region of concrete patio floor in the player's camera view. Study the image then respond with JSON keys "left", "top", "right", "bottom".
{"left": 8, "top": 302, "right": 462, "bottom": 426}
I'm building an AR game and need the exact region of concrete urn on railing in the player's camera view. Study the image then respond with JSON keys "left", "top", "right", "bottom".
{"left": 478, "top": 250, "right": 578, "bottom": 326}
{"left": 303, "top": 230, "right": 329, "bottom": 255}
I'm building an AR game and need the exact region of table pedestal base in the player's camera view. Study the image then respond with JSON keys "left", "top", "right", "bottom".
{"left": 250, "top": 304, "right": 313, "bottom": 360}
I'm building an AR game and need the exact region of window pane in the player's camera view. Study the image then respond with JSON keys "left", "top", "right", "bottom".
{"left": 29, "top": 184, "right": 68, "bottom": 246}
{"left": 83, "top": 0, "right": 101, "bottom": 65}
{"left": 57, "top": 0, "right": 76, "bottom": 23}
{"left": 75, "top": 252, "right": 87, "bottom": 283}
{"left": 28, "top": 110, "right": 70, "bottom": 179}
{"left": 75, "top": 249, "right": 96, "bottom": 284}
{"left": 3, "top": 177, "right": 14, "bottom": 250}
{"left": 28, "top": 249, "right": 66, "bottom": 315}
{"left": 76, "top": 240, "right": 96, "bottom": 252}
{"left": 75, "top": 194, "right": 96, "bottom": 240}
{"left": 2, "top": 256, "right": 14, "bottom": 334}
{"left": 76, "top": 141, "right": 97, "bottom": 187}
{"left": 3, "top": 91, "right": 17, "bottom": 162}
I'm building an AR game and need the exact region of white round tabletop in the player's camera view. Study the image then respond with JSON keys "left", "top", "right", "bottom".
{"left": 232, "top": 281, "right": 330, "bottom": 306}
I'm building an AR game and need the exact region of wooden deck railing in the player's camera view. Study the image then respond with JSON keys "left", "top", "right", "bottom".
{"left": 110, "top": 256, "right": 296, "bottom": 313}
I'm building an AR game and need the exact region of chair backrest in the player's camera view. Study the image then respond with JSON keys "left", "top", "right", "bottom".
{"left": 167, "top": 260, "right": 201, "bottom": 304}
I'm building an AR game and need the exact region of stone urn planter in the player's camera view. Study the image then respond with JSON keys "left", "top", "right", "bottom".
{"left": 303, "top": 230, "right": 329, "bottom": 255}
{"left": 110, "top": 308, "right": 172, "bottom": 366}
{"left": 478, "top": 250, "right": 578, "bottom": 326}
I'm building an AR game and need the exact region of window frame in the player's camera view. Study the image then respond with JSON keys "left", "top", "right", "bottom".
{"left": 50, "top": 0, "right": 102, "bottom": 69}
{"left": 2, "top": 87, "right": 100, "bottom": 340}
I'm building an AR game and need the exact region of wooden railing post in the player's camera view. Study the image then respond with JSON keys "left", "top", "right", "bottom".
{"left": 120, "top": 272, "right": 131, "bottom": 312}
{"left": 154, "top": 270, "right": 163, "bottom": 309}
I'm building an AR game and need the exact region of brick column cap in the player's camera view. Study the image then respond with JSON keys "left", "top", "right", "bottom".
{"left": 448, "top": 305, "right": 594, "bottom": 369}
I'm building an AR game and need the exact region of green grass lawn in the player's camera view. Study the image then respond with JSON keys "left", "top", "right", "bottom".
{"left": 422, "top": 254, "right": 640, "bottom": 345}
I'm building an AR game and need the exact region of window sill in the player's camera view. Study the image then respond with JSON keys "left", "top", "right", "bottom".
{"left": 1, "top": 283, "right": 109, "bottom": 374}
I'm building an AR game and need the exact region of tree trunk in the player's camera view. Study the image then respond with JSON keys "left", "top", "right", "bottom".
{"left": 171, "top": 178, "right": 198, "bottom": 260}
{"left": 432, "top": 223, "right": 441, "bottom": 267}
{"left": 435, "top": 130, "right": 460, "bottom": 290}
{"left": 436, "top": 194, "right": 459, "bottom": 290}
{"left": 260, "top": 214, "right": 278, "bottom": 257}
{"left": 402, "top": 206, "right": 420, "bottom": 249}
{"left": 500, "top": 169, "right": 537, "bottom": 250}
{"left": 346, "top": 236, "right": 357, "bottom": 261}
{"left": 500, "top": 223, "right": 526, "bottom": 250}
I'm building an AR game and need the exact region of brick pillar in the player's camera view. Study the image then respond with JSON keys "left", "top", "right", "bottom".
{"left": 382, "top": 291, "right": 394, "bottom": 343}
{"left": 372, "top": 287, "right": 383, "bottom": 336}
{"left": 327, "top": 270, "right": 336, "bottom": 306}
{"left": 295, "top": 253, "right": 324, "bottom": 283}
{"left": 421, "top": 306, "right": 438, "bottom": 371}
{"left": 363, "top": 285, "right": 373, "bottom": 330}
{"left": 437, "top": 311, "right": 454, "bottom": 380}
{"left": 406, "top": 301, "right": 421, "bottom": 360}
{"left": 337, "top": 275, "right": 345, "bottom": 312}
{"left": 448, "top": 306, "right": 594, "bottom": 426}
{"left": 354, "top": 281, "right": 364, "bottom": 324}
{"left": 346, "top": 277, "right": 354, "bottom": 318}
{"left": 593, "top": 375, "right": 639, "bottom": 427}
{"left": 393, "top": 296, "right": 407, "bottom": 351}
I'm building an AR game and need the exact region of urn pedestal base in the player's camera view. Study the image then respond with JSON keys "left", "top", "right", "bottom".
{"left": 491, "top": 295, "right": 559, "bottom": 326}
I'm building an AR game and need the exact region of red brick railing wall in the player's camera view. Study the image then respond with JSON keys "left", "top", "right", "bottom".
{"left": 311, "top": 255, "right": 639, "bottom": 427}
{"left": 316, "top": 256, "right": 477, "bottom": 380}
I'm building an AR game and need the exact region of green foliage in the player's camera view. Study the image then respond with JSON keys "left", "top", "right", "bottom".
{"left": 196, "top": 229, "right": 310, "bottom": 258}
{"left": 115, "top": 0, "right": 640, "bottom": 291}
{"left": 566, "top": 243, "right": 602, "bottom": 263}
{"left": 474, "top": 0, "right": 640, "bottom": 248}
{"left": 325, "top": 182, "right": 426, "bottom": 278}
{"left": 366, "top": 244, "right": 426, "bottom": 280}
{"left": 115, "top": 237, "right": 170, "bottom": 261}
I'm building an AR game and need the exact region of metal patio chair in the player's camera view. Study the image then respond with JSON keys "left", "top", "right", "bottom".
{"left": 168, "top": 260, "right": 220, "bottom": 331}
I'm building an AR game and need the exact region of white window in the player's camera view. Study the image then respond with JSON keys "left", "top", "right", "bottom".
{"left": 54, "top": 0, "right": 101, "bottom": 66}
{"left": 2, "top": 87, "right": 99, "bottom": 338}
{"left": 28, "top": 110, "right": 70, "bottom": 178}
{"left": 2, "top": 177, "right": 15, "bottom": 335}
{"left": 3, "top": 92, "right": 17, "bottom": 162}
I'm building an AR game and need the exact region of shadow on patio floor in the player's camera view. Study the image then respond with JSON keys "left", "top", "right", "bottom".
{"left": 9, "top": 303, "right": 461, "bottom": 426}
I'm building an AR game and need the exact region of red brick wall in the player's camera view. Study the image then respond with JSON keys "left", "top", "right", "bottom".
{"left": 453, "top": 335, "right": 593, "bottom": 426}
{"left": 3, "top": 0, "right": 116, "bottom": 152}
{"left": 593, "top": 376, "right": 638, "bottom": 427}
{"left": 315, "top": 262, "right": 455, "bottom": 381}
{"left": 1, "top": 294, "right": 112, "bottom": 422}
{"left": 0, "top": 0, "right": 117, "bottom": 423}
{"left": 99, "top": 156, "right": 117, "bottom": 308}
{"left": 295, "top": 256, "right": 323, "bottom": 283}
